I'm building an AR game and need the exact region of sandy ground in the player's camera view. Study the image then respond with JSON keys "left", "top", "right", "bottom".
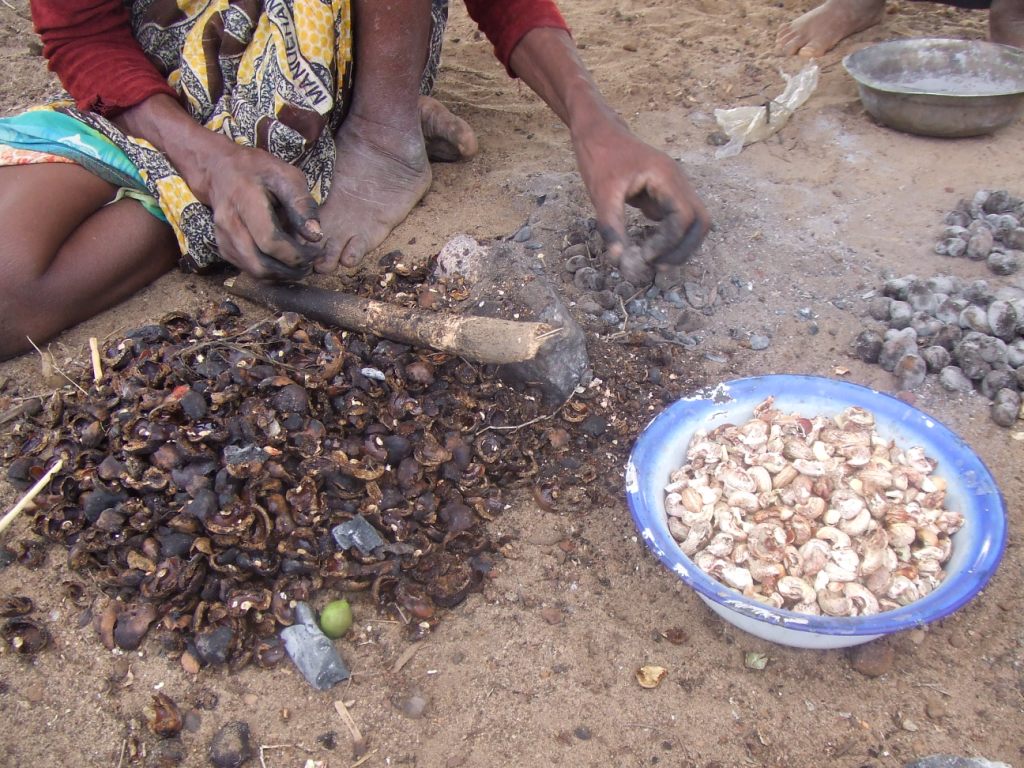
{"left": 1, "top": 1, "right": 1022, "bottom": 766}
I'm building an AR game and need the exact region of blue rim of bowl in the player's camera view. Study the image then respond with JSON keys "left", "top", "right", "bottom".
{"left": 842, "top": 38, "right": 1024, "bottom": 98}
{"left": 625, "top": 374, "right": 1008, "bottom": 637}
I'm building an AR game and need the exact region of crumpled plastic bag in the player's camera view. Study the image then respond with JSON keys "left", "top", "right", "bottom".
{"left": 713, "top": 63, "right": 819, "bottom": 159}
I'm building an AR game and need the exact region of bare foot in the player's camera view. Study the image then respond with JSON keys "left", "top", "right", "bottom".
{"left": 776, "top": 0, "right": 886, "bottom": 58}
{"left": 317, "top": 113, "right": 431, "bottom": 272}
{"left": 991, "top": 0, "right": 1024, "bottom": 48}
{"left": 420, "top": 95, "right": 478, "bottom": 162}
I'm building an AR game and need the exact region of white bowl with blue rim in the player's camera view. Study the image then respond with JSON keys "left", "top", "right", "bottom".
{"left": 625, "top": 375, "right": 1006, "bottom": 649}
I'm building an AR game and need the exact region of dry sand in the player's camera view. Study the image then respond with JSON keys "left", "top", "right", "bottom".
{"left": 0, "top": 1, "right": 1022, "bottom": 766}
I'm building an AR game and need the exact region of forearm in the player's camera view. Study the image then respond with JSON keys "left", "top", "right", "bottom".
{"left": 114, "top": 95, "right": 234, "bottom": 203}
{"left": 507, "top": 28, "right": 626, "bottom": 139}
{"left": 32, "top": 0, "right": 175, "bottom": 116}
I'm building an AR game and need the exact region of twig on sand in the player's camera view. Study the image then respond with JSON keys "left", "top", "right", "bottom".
{"left": 350, "top": 751, "right": 377, "bottom": 768}
{"left": 89, "top": 337, "right": 103, "bottom": 383}
{"left": 915, "top": 682, "right": 952, "bottom": 697}
{"left": 475, "top": 391, "right": 577, "bottom": 435}
{"left": 0, "top": 397, "right": 41, "bottom": 426}
{"left": 390, "top": 643, "right": 423, "bottom": 674}
{"left": 258, "top": 743, "right": 312, "bottom": 768}
{"left": 115, "top": 739, "right": 127, "bottom": 768}
{"left": 0, "top": 458, "right": 64, "bottom": 538}
{"left": 334, "top": 700, "right": 368, "bottom": 758}
{"left": 26, "top": 337, "right": 88, "bottom": 396}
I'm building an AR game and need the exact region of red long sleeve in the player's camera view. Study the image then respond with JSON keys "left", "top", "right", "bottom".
{"left": 30, "top": 0, "right": 569, "bottom": 116}
{"left": 31, "top": 0, "right": 177, "bottom": 117}
{"left": 463, "top": 0, "right": 570, "bottom": 76}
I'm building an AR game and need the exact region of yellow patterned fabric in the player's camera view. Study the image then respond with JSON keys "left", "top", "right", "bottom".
{"left": 61, "top": 0, "right": 354, "bottom": 270}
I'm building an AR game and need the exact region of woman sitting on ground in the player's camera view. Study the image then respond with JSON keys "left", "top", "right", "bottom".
{"left": 0, "top": 0, "right": 709, "bottom": 360}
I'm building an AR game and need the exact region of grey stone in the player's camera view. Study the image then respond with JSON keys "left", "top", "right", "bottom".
{"left": 942, "top": 225, "right": 969, "bottom": 241}
{"left": 955, "top": 344, "right": 992, "bottom": 381}
{"left": 664, "top": 289, "right": 686, "bottom": 307}
{"left": 332, "top": 516, "right": 385, "bottom": 555}
{"left": 980, "top": 369, "right": 1018, "bottom": 400}
{"left": 868, "top": 296, "right": 894, "bottom": 322}
{"left": 600, "top": 310, "right": 621, "bottom": 327}
{"left": 925, "top": 275, "right": 956, "bottom": 295}
{"left": 562, "top": 243, "right": 590, "bottom": 261}
{"left": 209, "top": 722, "right": 254, "bottom": 768}
{"left": 573, "top": 267, "right": 604, "bottom": 291}
{"left": 1007, "top": 339, "right": 1024, "bottom": 369}
{"left": 966, "top": 228, "right": 994, "bottom": 260}
{"left": 684, "top": 281, "right": 709, "bottom": 308}
{"left": 959, "top": 305, "right": 992, "bottom": 334}
{"left": 564, "top": 254, "right": 590, "bottom": 273}
{"left": 991, "top": 395, "right": 1021, "bottom": 427}
{"left": 513, "top": 225, "right": 533, "bottom": 243}
{"left": 939, "top": 366, "right": 974, "bottom": 393}
{"left": 879, "top": 328, "right": 919, "bottom": 372}
{"left": 907, "top": 285, "right": 938, "bottom": 314}
{"left": 976, "top": 334, "right": 1008, "bottom": 365}
{"left": 883, "top": 276, "right": 915, "bottom": 299}
{"left": 933, "top": 240, "right": 949, "bottom": 256}
{"left": 971, "top": 189, "right": 992, "bottom": 216}
{"left": 987, "top": 250, "right": 1020, "bottom": 276}
{"left": 983, "top": 189, "right": 1018, "bottom": 214}
{"left": 626, "top": 299, "right": 649, "bottom": 316}
{"left": 935, "top": 297, "right": 967, "bottom": 325}
{"left": 852, "top": 329, "right": 884, "bottom": 363}
{"left": 645, "top": 285, "right": 662, "bottom": 300}
{"left": 1006, "top": 227, "right": 1024, "bottom": 250}
{"left": 945, "top": 238, "right": 967, "bottom": 258}
{"left": 932, "top": 323, "right": 963, "bottom": 350}
{"left": 576, "top": 297, "right": 604, "bottom": 316}
{"left": 996, "top": 287, "right": 1024, "bottom": 301}
{"left": 400, "top": 694, "right": 429, "bottom": 719}
{"left": 921, "top": 345, "right": 951, "bottom": 373}
{"left": 987, "top": 300, "right": 1018, "bottom": 341}
{"left": 944, "top": 210, "right": 971, "bottom": 228}
{"left": 749, "top": 334, "right": 771, "bottom": 351}
{"left": 894, "top": 354, "right": 927, "bottom": 390}
{"left": 593, "top": 290, "right": 618, "bottom": 310}
{"left": 281, "top": 602, "right": 350, "bottom": 691}
{"left": 653, "top": 265, "right": 686, "bottom": 291}
{"left": 958, "top": 280, "right": 993, "bottom": 305}
{"left": 889, "top": 300, "right": 913, "bottom": 329}
{"left": 613, "top": 281, "right": 637, "bottom": 299}
{"left": 911, "top": 313, "right": 943, "bottom": 340}
{"left": 967, "top": 219, "right": 992, "bottom": 237}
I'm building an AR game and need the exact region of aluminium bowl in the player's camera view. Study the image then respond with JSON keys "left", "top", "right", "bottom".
{"left": 842, "top": 38, "right": 1024, "bottom": 137}
{"left": 625, "top": 375, "right": 1007, "bottom": 649}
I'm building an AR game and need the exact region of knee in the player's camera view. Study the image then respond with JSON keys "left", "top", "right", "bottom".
{"left": 0, "top": 274, "right": 55, "bottom": 360}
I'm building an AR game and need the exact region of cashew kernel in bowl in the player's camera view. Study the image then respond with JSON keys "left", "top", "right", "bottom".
{"left": 664, "top": 397, "right": 964, "bottom": 616}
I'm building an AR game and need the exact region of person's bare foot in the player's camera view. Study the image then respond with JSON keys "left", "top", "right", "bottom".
{"left": 990, "top": 0, "right": 1024, "bottom": 48}
{"left": 776, "top": 0, "right": 886, "bottom": 58}
{"left": 316, "top": 113, "right": 432, "bottom": 272}
{"left": 420, "top": 95, "right": 478, "bottom": 162}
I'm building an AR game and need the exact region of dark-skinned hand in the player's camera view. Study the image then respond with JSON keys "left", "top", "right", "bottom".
{"left": 201, "top": 143, "right": 328, "bottom": 282}
{"left": 573, "top": 119, "right": 710, "bottom": 285}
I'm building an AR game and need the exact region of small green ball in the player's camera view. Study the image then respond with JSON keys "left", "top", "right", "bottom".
{"left": 319, "top": 599, "right": 353, "bottom": 639}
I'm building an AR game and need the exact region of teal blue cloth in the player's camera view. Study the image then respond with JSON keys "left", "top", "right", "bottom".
{"left": 0, "top": 110, "right": 165, "bottom": 221}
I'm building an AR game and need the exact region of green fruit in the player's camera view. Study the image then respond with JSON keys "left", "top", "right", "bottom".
{"left": 319, "top": 599, "right": 353, "bottom": 639}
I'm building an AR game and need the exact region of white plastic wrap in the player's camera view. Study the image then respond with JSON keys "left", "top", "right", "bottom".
{"left": 713, "top": 63, "right": 820, "bottom": 159}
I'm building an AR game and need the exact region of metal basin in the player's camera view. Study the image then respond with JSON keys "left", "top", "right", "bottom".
{"left": 843, "top": 38, "right": 1024, "bottom": 137}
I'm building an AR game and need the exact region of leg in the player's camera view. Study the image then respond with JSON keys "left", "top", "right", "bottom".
{"left": 775, "top": 0, "right": 886, "bottom": 58}
{"left": 990, "top": 0, "right": 1024, "bottom": 47}
{"left": 317, "top": 0, "right": 435, "bottom": 271}
{"left": 317, "top": 0, "right": 476, "bottom": 272}
{"left": 0, "top": 164, "right": 179, "bottom": 360}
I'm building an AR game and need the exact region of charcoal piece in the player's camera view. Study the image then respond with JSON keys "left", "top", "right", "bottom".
{"left": 281, "top": 602, "right": 350, "bottom": 691}
{"left": 332, "top": 516, "right": 385, "bottom": 556}
{"left": 988, "top": 250, "right": 1020, "bottom": 276}
{"left": 921, "top": 346, "right": 951, "bottom": 373}
{"left": 939, "top": 366, "right": 973, "bottom": 393}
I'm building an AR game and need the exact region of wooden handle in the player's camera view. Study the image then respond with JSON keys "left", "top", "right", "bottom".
{"left": 224, "top": 274, "right": 560, "bottom": 364}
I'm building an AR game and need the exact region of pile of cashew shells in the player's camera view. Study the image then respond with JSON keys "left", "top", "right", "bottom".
{"left": 664, "top": 398, "right": 963, "bottom": 616}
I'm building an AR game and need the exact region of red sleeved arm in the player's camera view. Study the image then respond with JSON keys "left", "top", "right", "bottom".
{"left": 463, "top": 0, "right": 570, "bottom": 77}
{"left": 31, "top": 0, "right": 177, "bottom": 117}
